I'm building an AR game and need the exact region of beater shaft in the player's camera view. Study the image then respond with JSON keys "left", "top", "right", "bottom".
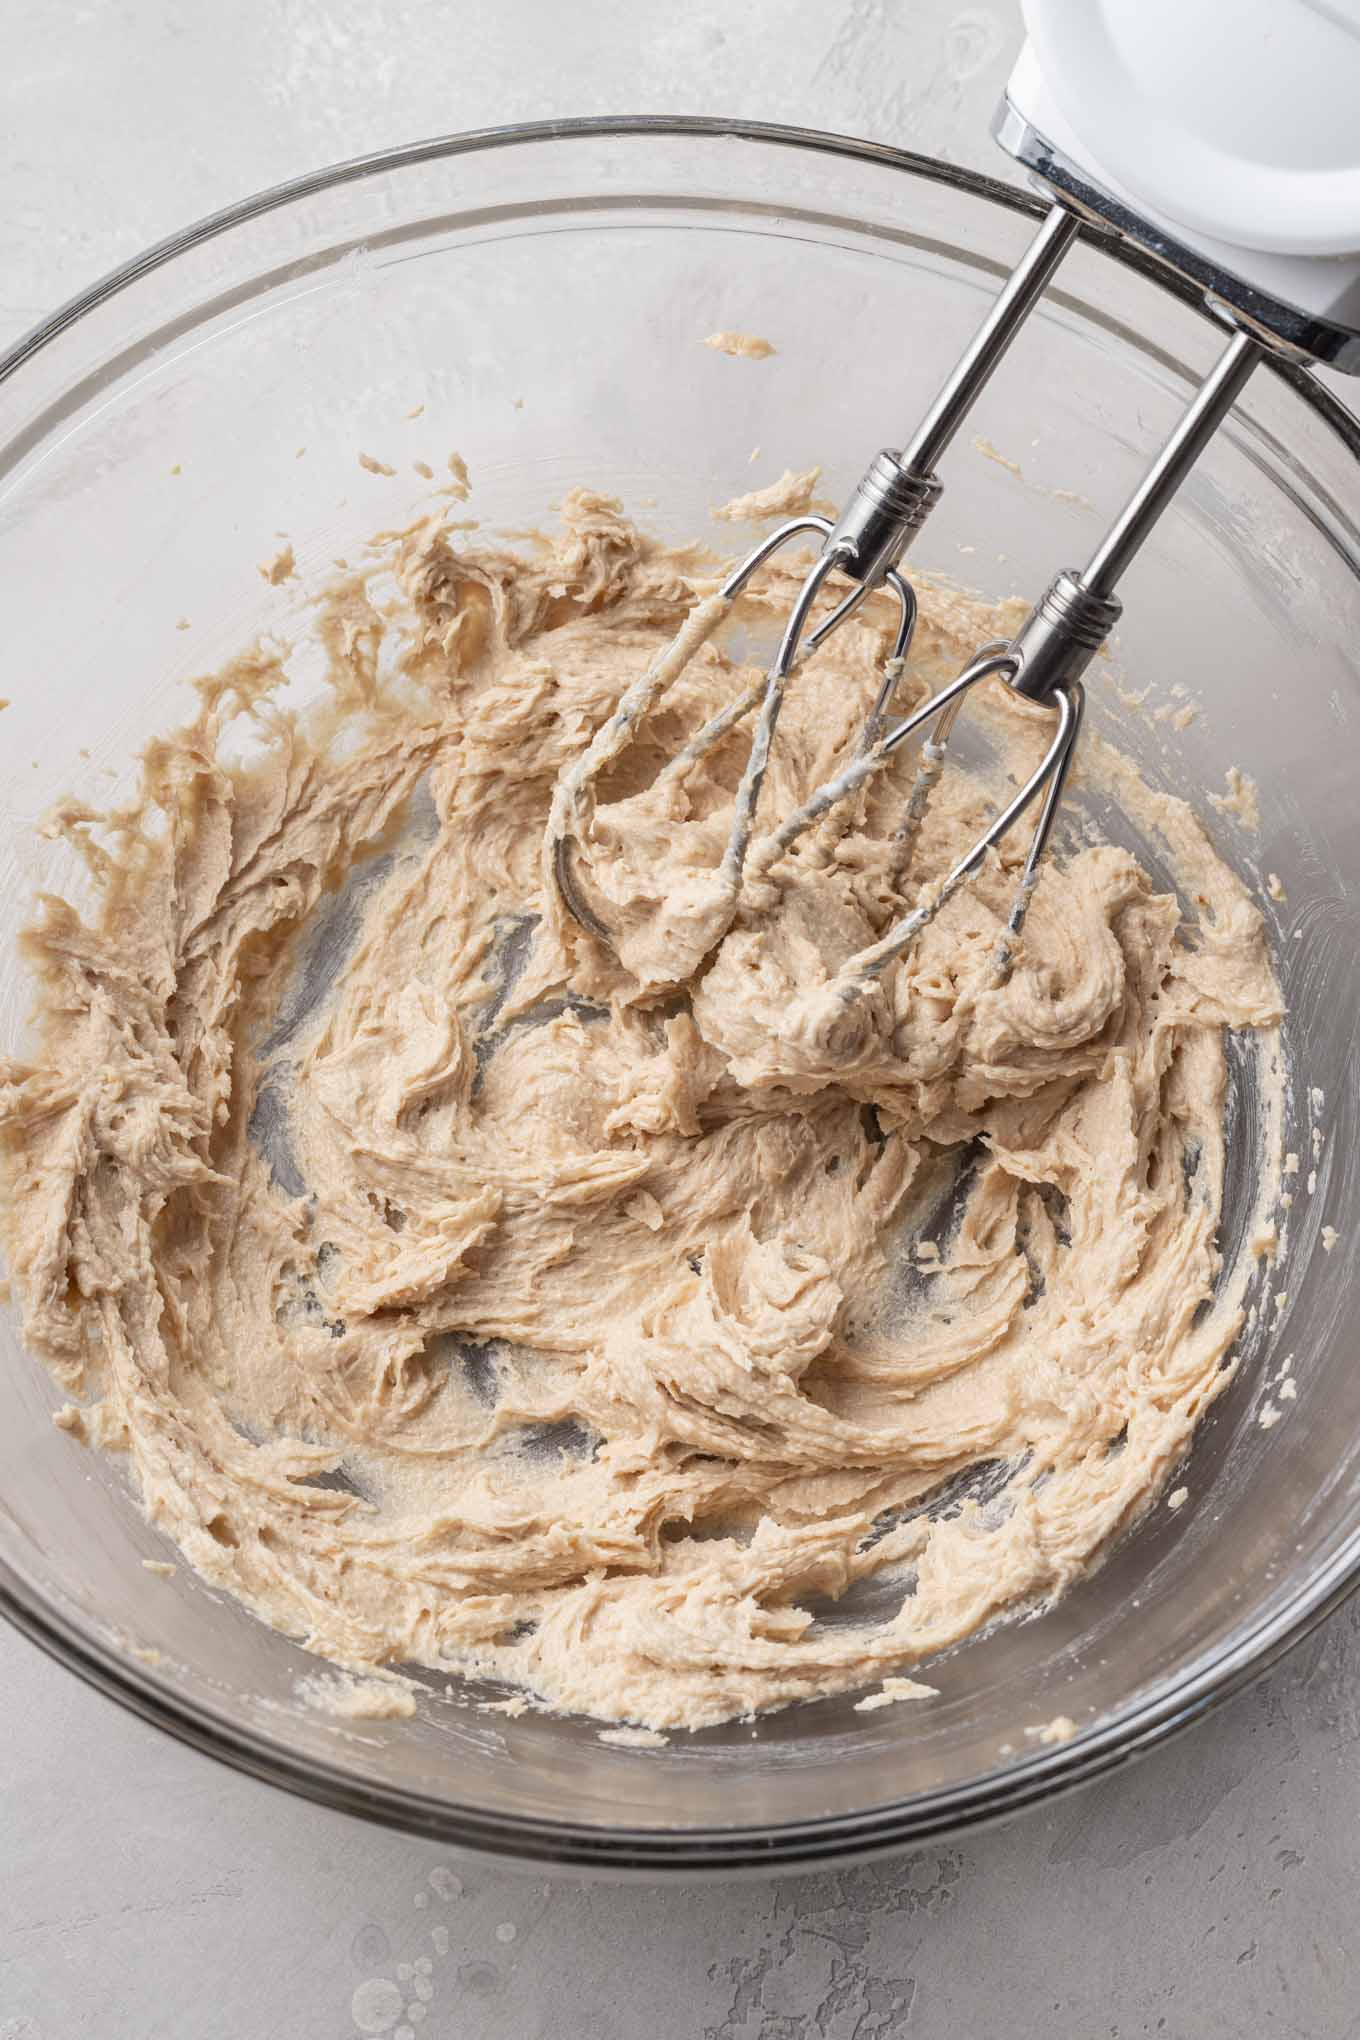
{"left": 825, "top": 203, "right": 1080, "bottom": 588}
{"left": 1084, "top": 329, "right": 1263, "bottom": 597}
{"left": 901, "top": 203, "right": 1081, "bottom": 479}
{"left": 1007, "top": 328, "right": 1263, "bottom": 703}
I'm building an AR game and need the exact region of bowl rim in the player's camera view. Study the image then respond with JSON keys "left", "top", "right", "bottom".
{"left": 3, "top": 112, "right": 1359, "bottom": 1874}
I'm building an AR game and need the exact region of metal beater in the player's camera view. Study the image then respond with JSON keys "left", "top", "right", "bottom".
{"left": 549, "top": 0, "right": 1360, "bottom": 1002}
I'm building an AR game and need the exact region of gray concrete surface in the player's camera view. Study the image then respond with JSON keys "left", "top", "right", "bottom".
{"left": 2, "top": 3, "right": 1359, "bottom": 2035}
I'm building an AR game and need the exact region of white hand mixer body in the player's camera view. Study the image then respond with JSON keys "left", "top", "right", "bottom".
{"left": 549, "top": 0, "right": 1360, "bottom": 1002}
{"left": 1005, "top": 0, "right": 1360, "bottom": 338}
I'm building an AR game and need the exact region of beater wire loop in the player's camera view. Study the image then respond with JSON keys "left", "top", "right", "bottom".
{"left": 549, "top": 518, "right": 917, "bottom": 952}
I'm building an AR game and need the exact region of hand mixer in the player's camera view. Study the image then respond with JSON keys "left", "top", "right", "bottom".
{"left": 550, "top": 0, "right": 1360, "bottom": 1003}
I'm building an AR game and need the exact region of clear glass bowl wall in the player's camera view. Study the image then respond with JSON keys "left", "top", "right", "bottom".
{"left": 1, "top": 123, "right": 1357, "bottom": 1873}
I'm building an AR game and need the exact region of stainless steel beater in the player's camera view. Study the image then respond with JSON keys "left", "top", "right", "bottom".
{"left": 548, "top": 0, "right": 1360, "bottom": 997}
{"left": 548, "top": 204, "right": 1084, "bottom": 971}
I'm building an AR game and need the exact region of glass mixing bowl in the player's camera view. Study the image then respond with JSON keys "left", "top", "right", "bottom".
{"left": 1, "top": 119, "right": 1357, "bottom": 1875}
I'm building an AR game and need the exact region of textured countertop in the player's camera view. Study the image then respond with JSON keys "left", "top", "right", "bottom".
{"left": 3, "top": 4, "right": 1359, "bottom": 2035}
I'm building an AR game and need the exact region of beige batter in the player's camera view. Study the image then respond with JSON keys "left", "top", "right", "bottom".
{"left": 0, "top": 489, "right": 1282, "bottom": 1731}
